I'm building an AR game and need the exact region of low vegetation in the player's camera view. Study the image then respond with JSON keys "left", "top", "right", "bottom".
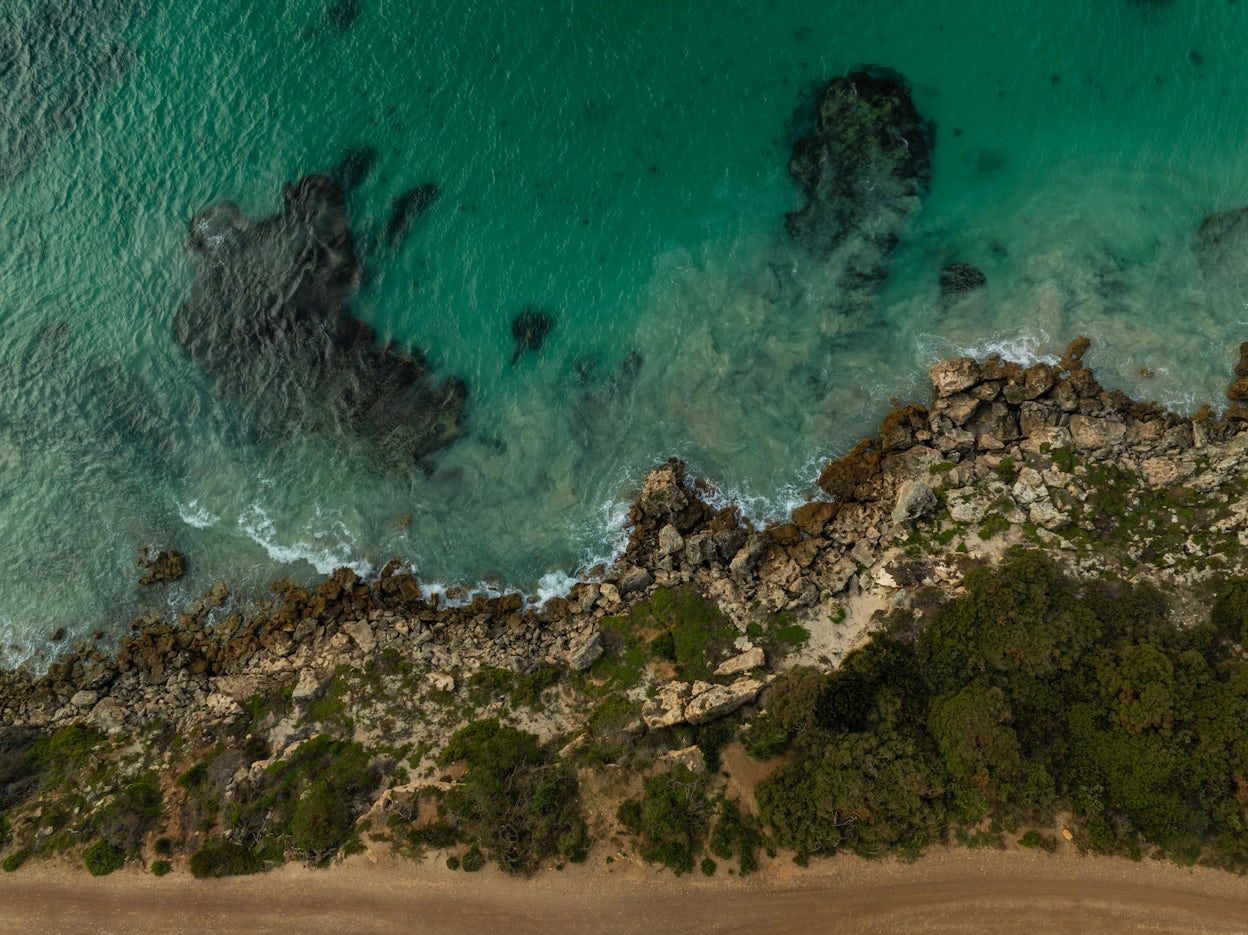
{"left": 6, "top": 551, "right": 1248, "bottom": 880}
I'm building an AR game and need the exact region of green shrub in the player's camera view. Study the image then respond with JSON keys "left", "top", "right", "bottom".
{"left": 445, "top": 855, "right": 460, "bottom": 870}
{"left": 462, "top": 845, "right": 485, "bottom": 872}
{"left": 153, "top": 836, "right": 173, "bottom": 857}
{"left": 83, "top": 839, "right": 125, "bottom": 876}
{"left": 440, "top": 719, "right": 587, "bottom": 874}
{"left": 2, "top": 850, "right": 27, "bottom": 872}
{"left": 189, "top": 839, "right": 262, "bottom": 878}
{"left": 616, "top": 799, "right": 642, "bottom": 834}
{"left": 1212, "top": 578, "right": 1248, "bottom": 645}
{"left": 228, "top": 735, "right": 378, "bottom": 863}
{"left": 693, "top": 720, "right": 735, "bottom": 774}
{"left": 93, "top": 771, "right": 163, "bottom": 856}
{"left": 649, "top": 631, "right": 676, "bottom": 662}
{"left": 624, "top": 766, "right": 708, "bottom": 875}
{"left": 151, "top": 859, "right": 172, "bottom": 876}
{"left": 709, "top": 800, "right": 763, "bottom": 875}
{"left": 700, "top": 857, "right": 717, "bottom": 876}
{"left": 290, "top": 781, "right": 352, "bottom": 860}
{"left": 752, "top": 552, "right": 1248, "bottom": 870}
{"left": 1018, "top": 830, "right": 1057, "bottom": 852}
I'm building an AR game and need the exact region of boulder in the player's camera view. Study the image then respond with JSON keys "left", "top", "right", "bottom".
{"left": 658, "top": 524, "right": 685, "bottom": 556}
{"left": 70, "top": 689, "right": 98, "bottom": 708}
{"left": 616, "top": 566, "right": 653, "bottom": 595}
{"left": 929, "top": 358, "right": 980, "bottom": 398}
{"left": 1069, "top": 415, "right": 1127, "bottom": 451}
{"left": 715, "top": 647, "right": 766, "bottom": 677}
{"left": 138, "top": 548, "right": 185, "bottom": 586}
{"left": 291, "top": 668, "right": 322, "bottom": 702}
{"left": 342, "top": 620, "right": 376, "bottom": 653}
{"left": 642, "top": 681, "right": 690, "bottom": 730}
{"left": 792, "top": 500, "right": 837, "bottom": 536}
{"left": 685, "top": 678, "right": 764, "bottom": 725}
{"left": 661, "top": 745, "right": 706, "bottom": 774}
{"left": 566, "top": 631, "right": 603, "bottom": 671}
{"left": 891, "top": 479, "right": 936, "bottom": 524}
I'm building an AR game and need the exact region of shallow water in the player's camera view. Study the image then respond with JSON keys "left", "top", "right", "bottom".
{"left": 3, "top": 0, "right": 1248, "bottom": 663}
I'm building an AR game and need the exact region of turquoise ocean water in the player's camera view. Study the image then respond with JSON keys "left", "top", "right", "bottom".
{"left": 4, "top": 0, "right": 1248, "bottom": 665}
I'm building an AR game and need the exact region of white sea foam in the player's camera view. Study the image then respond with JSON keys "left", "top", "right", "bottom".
{"left": 238, "top": 503, "right": 373, "bottom": 577}
{"left": 176, "top": 498, "right": 218, "bottom": 529}
{"left": 915, "top": 329, "right": 1061, "bottom": 369}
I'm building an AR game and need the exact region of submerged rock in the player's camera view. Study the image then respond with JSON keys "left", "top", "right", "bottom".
{"left": 510, "top": 308, "right": 554, "bottom": 363}
{"left": 786, "top": 67, "right": 932, "bottom": 310}
{"left": 1197, "top": 207, "right": 1248, "bottom": 284}
{"left": 174, "top": 174, "right": 467, "bottom": 465}
{"left": 326, "top": 0, "right": 360, "bottom": 32}
{"left": 385, "top": 183, "right": 440, "bottom": 245}
{"left": 939, "top": 262, "right": 987, "bottom": 298}
{"left": 327, "top": 145, "right": 377, "bottom": 192}
{"left": 138, "top": 548, "right": 185, "bottom": 586}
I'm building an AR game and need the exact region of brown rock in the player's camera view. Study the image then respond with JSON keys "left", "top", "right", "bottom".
{"left": 792, "top": 500, "right": 837, "bottom": 536}
{"left": 137, "top": 548, "right": 186, "bottom": 586}
{"left": 766, "top": 522, "right": 802, "bottom": 546}
{"left": 1058, "top": 336, "right": 1091, "bottom": 372}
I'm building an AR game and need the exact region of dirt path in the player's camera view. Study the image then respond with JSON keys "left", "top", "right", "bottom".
{"left": 4, "top": 849, "right": 1248, "bottom": 935}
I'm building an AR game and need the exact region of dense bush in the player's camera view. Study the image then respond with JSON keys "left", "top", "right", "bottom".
{"left": 439, "top": 719, "right": 587, "bottom": 874}
{"left": 229, "top": 735, "right": 378, "bottom": 864}
{"left": 618, "top": 766, "right": 709, "bottom": 875}
{"left": 1211, "top": 577, "right": 1248, "bottom": 645}
{"left": 756, "top": 550, "right": 1248, "bottom": 868}
{"left": 189, "top": 838, "right": 263, "bottom": 878}
{"left": 83, "top": 839, "right": 124, "bottom": 876}
{"left": 2, "top": 850, "right": 27, "bottom": 872}
{"left": 151, "top": 859, "right": 172, "bottom": 877}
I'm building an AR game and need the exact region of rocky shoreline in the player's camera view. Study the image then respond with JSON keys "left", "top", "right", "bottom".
{"left": 3, "top": 336, "right": 1247, "bottom": 736}
{"left": 8, "top": 337, "right": 1248, "bottom": 878}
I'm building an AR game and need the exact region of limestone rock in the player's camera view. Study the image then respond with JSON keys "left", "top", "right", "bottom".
{"left": 1069, "top": 415, "right": 1126, "bottom": 451}
{"left": 566, "top": 631, "right": 603, "bottom": 671}
{"left": 429, "top": 672, "right": 456, "bottom": 693}
{"left": 343, "top": 620, "right": 376, "bottom": 654}
{"left": 929, "top": 357, "right": 980, "bottom": 398}
{"left": 714, "top": 647, "right": 765, "bottom": 677}
{"left": 616, "top": 566, "right": 653, "bottom": 594}
{"left": 891, "top": 479, "right": 936, "bottom": 524}
{"left": 70, "top": 689, "right": 98, "bottom": 708}
{"left": 1140, "top": 457, "right": 1195, "bottom": 489}
{"left": 658, "top": 524, "right": 685, "bottom": 556}
{"left": 661, "top": 745, "right": 706, "bottom": 774}
{"left": 947, "top": 487, "right": 989, "bottom": 523}
{"left": 291, "top": 668, "right": 322, "bottom": 702}
{"left": 642, "top": 681, "right": 690, "bottom": 730}
{"left": 729, "top": 535, "right": 768, "bottom": 577}
{"left": 685, "top": 678, "right": 764, "bottom": 725}
{"left": 1028, "top": 500, "right": 1068, "bottom": 530}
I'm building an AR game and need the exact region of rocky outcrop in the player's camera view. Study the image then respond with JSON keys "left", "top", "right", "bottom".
{"left": 137, "top": 548, "right": 185, "bottom": 586}
{"left": 174, "top": 175, "right": 467, "bottom": 467}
